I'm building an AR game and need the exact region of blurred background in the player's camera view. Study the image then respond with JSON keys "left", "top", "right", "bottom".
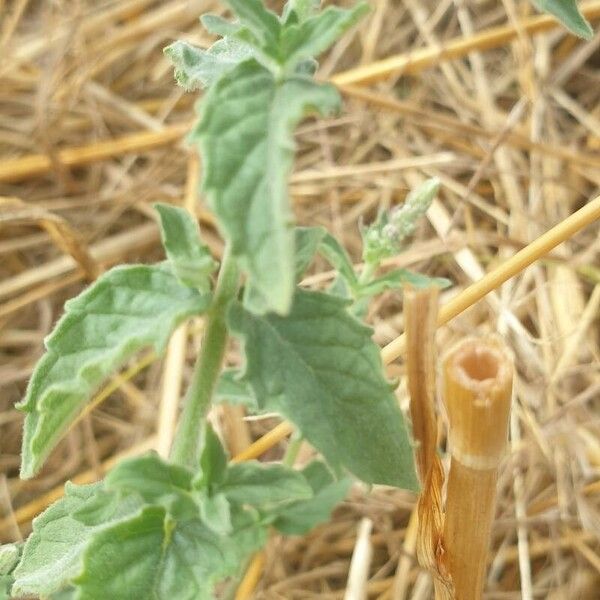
{"left": 1, "top": 1, "right": 600, "bottom": 597}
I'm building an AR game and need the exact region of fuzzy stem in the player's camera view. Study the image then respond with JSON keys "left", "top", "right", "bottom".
{"left": 442, "top": 338, "right": 513, "bottom": 600}
{"left": 170, "top": 249, "right": 239, "bottom": 468}
{"left": 358, "top": 261, "right": 376, "bottom": 286}
{"left": 282, "top": 435, "right": 303, "bottom": 467}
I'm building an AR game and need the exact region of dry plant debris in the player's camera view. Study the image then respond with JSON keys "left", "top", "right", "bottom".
{"left": 1, "top": 0, "right": 600, "bottom": 598}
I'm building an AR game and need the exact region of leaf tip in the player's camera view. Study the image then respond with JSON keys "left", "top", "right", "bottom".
{"left": 19, "top": 456, "right": 35, "bottom": 480}
{"left": 353, "top": 1, "right": 372, "bottom": 19}
{"left": 163, "top": 40, "right": 205, "bottom": 92}
{"left": 579, "top": 21, "right": 594, "bottom": 40}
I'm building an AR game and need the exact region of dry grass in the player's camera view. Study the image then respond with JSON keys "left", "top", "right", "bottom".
{"left": 1, "top": 0, "right": 600, "bottom": 598}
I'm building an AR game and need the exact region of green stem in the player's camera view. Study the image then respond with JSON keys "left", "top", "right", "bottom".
{"left": 358, "top": 261, "right": 376, "bottom": 286}
{"left": 282, "top": 435, "right": 303, "bottom": 467}
{"left": 170, "top": 249, "right": 239, "bottom": 468}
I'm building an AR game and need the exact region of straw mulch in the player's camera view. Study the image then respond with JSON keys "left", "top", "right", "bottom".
{"left": 1, "top": 1, "right": 599, "bottom": 598}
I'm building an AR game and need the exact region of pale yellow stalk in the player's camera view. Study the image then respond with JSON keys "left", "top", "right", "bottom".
{"left": 442, "top": 339, "right": 513, "bottom": 600}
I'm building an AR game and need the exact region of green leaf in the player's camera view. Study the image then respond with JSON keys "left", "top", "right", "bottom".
{"left": 229, "top": 289, "right": 418, "bottom": 489}
{"left": 13, "top": 479, "right": 267, "bottom": 599}
{"left": 74, "top": 507, "right": 266, "bottom": 600}
{"left": 294, "top": 226, "right": 326, "bottom": 281}
{"left": 241, "top": 224, "right": 326, "bottom": 307}
{"left": 164, "top": 39, "right": 254, "bottom": 91}
{"left": 0, "top": 544, "right": 20, "bottom": 600}
{"left": 18, "top": 264, "right": 210, "bottom": 478}
{"left": 73, "top": 506, "right": 167, "bottom": 600}
{"left": 532, "top": 0, "right": 592, "bottom": 38}
{"left": 106, "top": 453, "right": 192, "bottom": 499}
{"left": 12, "top": 483, "right": 141, "bottom": 597}
{"left": 225, "top": 510, "right": 269, "bottom": 573}
{"left": 281, "top": 3, "right": 369, "bottom": 69}
{"left": 215, "top": 369, "right": 258, "bottom": 410}
{"left": 155, "top": 203, "right": 217, "bottom": 291}
{"left": 0, "top": 577, "right": 11, "bottom": 600}
{"left": 220, "top": 461, "right": 313, "bottom": 509}
{"left": 318, "top": 232, "right": 359, "bottom": 291}
{"left": 328, "top": 275, "right": 352, "bottom": 299}
{"left": 156, "top": 515, "right": 266, "bottom": 599}
{"left": 198, "top": 493, "right": 232, "bottom": 534}
{"left": 283, "top": 0, "right": 320, "bottom": 23}
{"left": 49, "top": 588, "right": 77, "bottom": 599}
{"left": 71, "top": 488, "right": 126, "bottom": 526}
{"left": 105, "top": 453, "right": 197, "bottom": 519}
{"left": 224, "top": 0, "right": 281, "bottom": 51}
{"left": 273, "top": 461, "right": 351, "bottom": 535}
{"left": 219, "top": 461, "right": 312, "bottom": 509}
{"left": 358, "top": 269, "right": 451, "bottom": 298}
{"left": 195, "top": 59, "right": 340, "bottom": 314}
{"left": 0, "top": 545, "right": 19, "bottom": 577}
{"left": 201, "top": 14, "right": 242, "bottom": 37}
{"left": 196, "top": 422, "right": 229, "bottom": 490}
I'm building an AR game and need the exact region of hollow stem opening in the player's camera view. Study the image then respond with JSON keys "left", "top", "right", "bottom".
{"left": 457, "top": 347, "right": 499, "bottom": 382}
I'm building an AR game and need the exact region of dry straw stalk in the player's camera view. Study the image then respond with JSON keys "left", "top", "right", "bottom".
{"left": 381, "top": 193, "right": 600, "bottom": 364}
{"left": 2, "top": 3, "right": 600, "bottom": 184}
{"left": 330, "top": 1, "right": 600, "bottom": 86}
{"left": 442, "top": 339, "right": 513, "bottom": 600}
{"left": 403, "top": 287, "right": 453, "bottom": 599}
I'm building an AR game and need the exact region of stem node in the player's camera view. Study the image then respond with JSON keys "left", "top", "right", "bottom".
{"left": 442, "top": 337, "right": 513, "bottom": 600}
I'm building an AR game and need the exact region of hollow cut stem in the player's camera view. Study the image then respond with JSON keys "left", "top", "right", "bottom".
{"left": 442, "top": 338, "right": 513, "bottom": 600}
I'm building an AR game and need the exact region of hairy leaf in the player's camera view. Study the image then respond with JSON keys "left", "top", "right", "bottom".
{"left": 159, "top": 520, "right": 236, "bottom": 598}
{"left": 215, "top": 369, "right": 258, "bottom": 410}
{"left": 532, "top": 0, "right": 592, "bottom": 38}
{"left": 283, "top": 0, "right": 320, "bottom": 23}
{"left": 0, "top": 545, "right": 19, "bottom": 577}
{"left": 229, "top": 290, "right": 418, "bottom": 489}
{"left": 196, "top": 422, "right": 228, "bottom": 490}
{"left": 225, "top": 0, "right": 281, "bottom": 51}
{"left": 294, "top": 226, "right": 326, "bottom": 281}
{"left": 220, "top": 461, "right": 313, "bottom": 509}
{"left": 75, "top": 506, "right": 266, "bottom": 600}
{"left": 0, "top": 578, "right": 10, "bottom": 600}
{"left": 73, "top": 506, "right": 167, "bottom": 600}
{"left": 328, "top": 275, "right": 352, "bottom": 299}
{"left": 244, "top": 225, "right": 326, "bottom": 306}
{"left": 281, "top": 3, "right": 369, "bottom": 69}
{"left": 71, "top": 488, "right": 126, "bottom": 526}
{"left": 105, "top": 453, "right": 197, "bottom": 519}
{"left": 195, "top": 59, "right": 340, "bottom": 314}
{"left": 12, "top": 483, "right": 141, "bottom": 597}
{"left": 273, "top": 461, "right": 351, "bottom": 535}
{"left": 0, "top": 577, "right": 10, "bottom": 600}
{"left": 18, "top": 264, "right": 210, "bottom": 478}
{"left": 164, "top": 39, "right": 254, "bottom": 91}
{"left": 155, "top": 515, "right": 266, "bottom": 599}
{"left": 155, "top": 203, "right": 217, "bottom": 291}
{"left": 201, "top": 14, "right": 242, "bottom": 37}
{"left": 49, "top": 587, "right": 77, "bottom": 599}
{"left": 0, "top": 544, "right": 19, "bottom": 600}
{"left": 318, "top": 232, "right": 359, "bottom": 292}
{"left": 198, "top": 493, "right": 232, "bottom": 534}
{"left": 106, "top": 453, "right": 193, "bottom": 499}
{"left": 359, "top": 269, "right": 451, "bottom": 298}
{"left": 15, "top": 466, "right": 268, "bottom": 599}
